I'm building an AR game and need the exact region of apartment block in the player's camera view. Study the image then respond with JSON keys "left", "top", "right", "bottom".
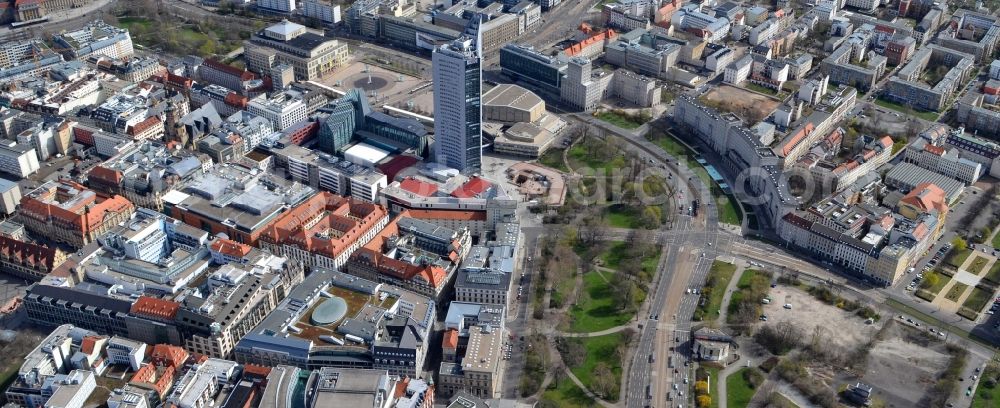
{"left": 903, "top": 138, "right": 982, "bottom": 184}
{"left": 935, "top": 10, "right": 1000, "bottom": 63}
{"left": 822, "top": 42, "right": 886, "bottom": 92}
{"left": 885, "top": 45, "right": 975, "bottom": 112}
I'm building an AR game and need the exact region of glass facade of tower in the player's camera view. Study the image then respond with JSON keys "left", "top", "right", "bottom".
{"left": 317, "top": 89, "right": 371, "bottom": 153}
{"left": 433, "top": 38, "right": 483, "bottom": 174}
{"left": 463, "top": 57, "right": 482, "bottom": 172}
{"left": 499, "top": 44, "right": 565, "bottom": 94}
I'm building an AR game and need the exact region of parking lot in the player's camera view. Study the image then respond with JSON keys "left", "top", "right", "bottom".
{"left": 761, "top": 285, "right": 879, "bottom": 350}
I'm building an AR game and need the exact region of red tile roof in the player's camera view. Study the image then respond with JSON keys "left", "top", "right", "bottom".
{"left": 399, "top": 178, "right": 438, "bottom": 197}
{"left": 224, "top": 92, "right": 249, "bottom": 109}
{"left": 377, "top": 155, "right": 420, "bottom": 181}
{"left": 780, "top": 122, "right": 815, "bottom": 157}
{"left": 151, "top": 344, "right": 189, "bottom": 369}
{"left": 126, "top": 115, "right": 161, "bottom": 137}
{"left": 443, "top": 329, "right": 459, "bottom": 349}
{"left": 450, "top": 177, "right": 491, "bottom": 198}
{"left": 878, "top": 136, "right": 893, "bottom": 150}
{"left": 0, "top": 234, "right": 60, "bottom": 271}
{"left": 88, "top": 166, "right": 124, "bottom": 185}
{"left": 564, "top": 29, "right": 616, "bottom": 56}
{"left": 163, "top": 73, "right": 194, "bottom": 90}
{"left": 900, "top": 182, "right": 948, "bottom": 214}
{"left": 394, "top": 377, "right": 410, "bottom": 399}
{"left": 80, "top": 336, "right": 99, "bottom": 354}
{"left": 210, "top": 238, "right": 252, "bottom": 258}
{"left": 203, "top": 59, "right": 258, "bottom": 82}
{"left": 243, "top": 364, "right": 272, "bottom": 378}
{"left": 131, "top": 297, "right": 181, "bottom": 321}
{"left": 349, "top": 213, "right": 450, "bottom": 289}
{"left": 261, "top": 193, "right": 388, "bottom": 260}
{"left": 923, "top": 144, "right": 946, "bottom": 156}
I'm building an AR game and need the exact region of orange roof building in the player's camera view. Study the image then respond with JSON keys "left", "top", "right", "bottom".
{"left": 130, "top": 364, "right": 176, "bottom": 398}
{"left": 209, "top": 238, "right": 255, "bottom": 264}
{"left": 899, "top": 182, "right": 948, "bottom": 216}
{"left": 442, "top": 329, "right": 459, "bottom": 363}
{"left": 449, "top": 177, "right": 492, "bottom": 198}
{"left": 17, "top": 180, "right": 135, "bottom": 249}
{"left": 564, "top": 28, "right": 616, "bottom": 57}
{"left": 150, "top": 344, "right": 189, "bottom": 369}
{"left": 259, "top": 192, "right": 390, "bottom": 270}
{"left": 0, "top": 233, "right": 67, "bottom": 281}
{"left": 125, "top": 115, "right": 163, "bottom": 140}
{"left": 779, "top": 122, "right": 815, "bottom": 158}
{"left": 345, "top": 211, "right": 469, "bottom": 299}
{"left": 131, "top": 297, "right": 181, "bottom": 323}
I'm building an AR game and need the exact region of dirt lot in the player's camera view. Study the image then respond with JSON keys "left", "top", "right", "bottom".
{"left": 699, "top": 85, "right": 781, "bottom": 124}
{"left": 760, "top": 285, "right": 879, "bottom": 349}
{"left": 862, "top": 323, "right": 951, "bottom": 408}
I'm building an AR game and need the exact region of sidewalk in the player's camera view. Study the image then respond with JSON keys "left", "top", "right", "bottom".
{"left": 715, "top": 362, "right": 745, "bottom": 408}
{"left": 717, "top": 263, "right": 747, "bottom": 324}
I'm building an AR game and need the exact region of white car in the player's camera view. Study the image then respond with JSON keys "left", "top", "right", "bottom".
{"left": 783, "top": 304, "right": 793, "bottom": 309}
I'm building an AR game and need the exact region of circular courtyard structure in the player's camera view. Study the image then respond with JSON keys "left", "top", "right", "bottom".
{"left": 310, "top": 297, "right": 348, "bottom": 326}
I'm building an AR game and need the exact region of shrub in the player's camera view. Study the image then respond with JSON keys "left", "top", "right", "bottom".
{"left": 694, "top": 380, "right": 709, "bottom": 395}
{"left": 759, "top": 356, "right": 779, "bottom": 373}
{"left": 743, "top": 367, "right": 766, "bottom": 388}
{"left": 696, "top": 395, "right": 712, "bottom": 408}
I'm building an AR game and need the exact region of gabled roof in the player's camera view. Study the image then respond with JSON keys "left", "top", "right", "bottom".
{"left": 450, "top": 177, "right": 491, "bottom": 198}
{"left": 399, "top": 178, "right": 438, "bottom": 197}
{"left": 210, "top": 238, "right": 252, "bottom": 258}
{"left": 126, "top": 115, "right": 161, "bottom": 137}
{"left": 131, "top": 296, "right": 181, "bottom": 320}
{"left": 900, "top": 182, "right": 947, "bottom": 214}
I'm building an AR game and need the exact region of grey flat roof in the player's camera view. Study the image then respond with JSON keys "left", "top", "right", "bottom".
{"left": 0, "top": 177, "right": 18, "bottom": 192}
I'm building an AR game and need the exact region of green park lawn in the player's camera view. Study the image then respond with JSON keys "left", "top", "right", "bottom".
{"left": 727, "top": 368, "right": 758, "bottom": 408}
{"left": 985, "top": 262, "right": 1000, "bottom": 285}
{"left": 946, "top": 247, "right": 973, "bottom": 269}
{"left": 569, "top": 333, "right": 624, "bottom": 400}
{"left": 972, "top": 364, "right": 1000, "bottom": 408}
{"left": 645, "top": 131, "right": 744, "bottom": 225}
{"left": 968, "top": 256, "right": 990, "bottom": 274}
{"left": 694, "top": 261, "right": 737, "bottom": 321}
{"left": 874, "top": 98, "right": 940, "bottom": 121}
{"left": 598, "top": 241, "right": 660, "bottom": 275}
{"left": 717, "top": 194, "right": 743, "bottom": 225}
{"left": 945, "top": 282, "right": 969, "bottom": 302}
{"left": 926, "top": 272, "right": 951, "bottom": 295}
{"left": 964, "top": 286, "right": 994, "bottom": 312}
{"left": 542, "top": 377, "right": 596, "bottom": 407}
{"left": 567, "top": 140, "right": 627, "bottom": 174}
{"left": 745, "top": 82, "right": 778, "bottom": 95}
{"left": 538, "top": 147, "right": 569, "bottom": 173}
{"left": 568, "top": 271, "right": 633, "bottom": 333}
{"left": 604, "top": 205, "right": 645, "bottom": 229}
{"left": 596, "top": 111, "right": 646, "bottom": 129}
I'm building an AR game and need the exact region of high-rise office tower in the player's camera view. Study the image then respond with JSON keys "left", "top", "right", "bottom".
{"left": 432, "top": 35, "right": 483, "bottom": 174}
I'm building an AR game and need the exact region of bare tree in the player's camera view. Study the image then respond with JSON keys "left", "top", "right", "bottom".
{"left": 591, "top": 362, "right": 617, "bottom": 398}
